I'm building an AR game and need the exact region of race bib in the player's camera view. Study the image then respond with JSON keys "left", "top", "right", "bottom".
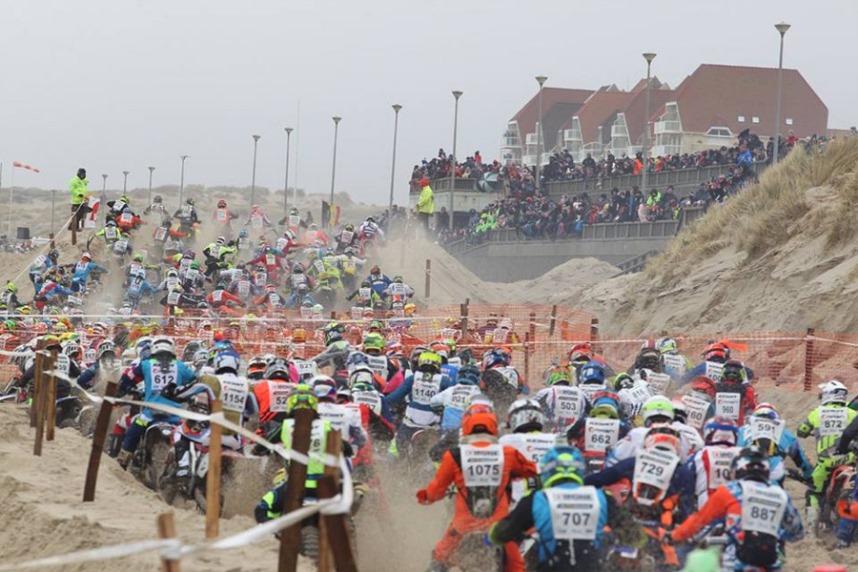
{"left": 741, "top": 481, "right": 788, "bottom": 536}
{"left": 185, "top": 268, "right": 200, "bottom": 282}
{"left": 266, "top": 254, "right": 276, "bottom": 266}
{"left": 461, "top": 444, "right": 503, "bottom": 487}
{"left": 820, "top": 407, "right": 848, "bottom": 437}
{"left": 492, "top": 328, "right": 509, "bottom": 345}
{"left": 293, "top": 360, "right": 317, "bottom": 379}
{"left": 359, "top": 287, "right": 371, "bottom": 300}
{"left": 545, "top": 486, "right": 600, "bottom": 540}
{"left": 313, "top": 259, "right": 325, "bottom": 274}
{"left": 411, "top": 375, "right": 440, "bottom": 406}
{"left": 319, "top": 402, "right": 350, "bottom": 433}
{"left": 715, "top": 393, "right": 741, "bottom": 421}
{"left": 269, "top": 293, "right": 281, "bottom": 306}
{"left": 449, "top": 385, "right": 480, "bottom": 410}
{"left": 211, "top": 290, "right": 224, "bottom": 303}
{"left": 151, "top": 363, "right": 178, "bottom": 391}
{"left": 705, "top": 361, "right": 724, "bottom": 382}
{"left": 251, "top": 215, "right": 263, "bottom": 229}
{"left": 216, "top": 208, "right": 227, "bottom": 222}
{"left": 353, "top": 390, "right": 382, "bottom": 415}
{"left": 554, "top": 386, "right": 583, "bottom": 421}
{"left": 119, "top": 212, "right": 133, "bottom": 224}
{"left": 179, "top": 259, "right": 191, "bottom": 273}
{"left": 706, "top": 447, "right": 740, "bottom": 489}
{"left": 633, "top": 449, "right": 679, "bottom": 492}
{"left": 256, "top": 271, "right": 267, "bottom": 286}
{"left": 682, "top": 393, "right": 712, "bottom": 429}
{"left": 112, "top": 240, "right": 128, "bottom": 254}
{"left": 343, "top": 260, "right": 356, "bottom": 275}
{"left": 220, "top": 377, "right": 248, "bottom": 413}
{"left": 55, "top": 354, "right": 71, "bottom": 376}
{"left": 105, "top": 227, "right": 118, "bottom": 240}
{"left": 299, "top": 307, "right": 312, "bottom": 319}
{"left": 167, "top": 291, "right": 181, "bottom": 305}
{"left": 521, "top": 433, "right": 556, "bottom": 464}
{"left": 748, "top": 417, "right": 785, "bottom": 444}
{"left": 238, "top": 280, "right": 250, "bottom": 298}
{"left": 154, "top": 226, "right": 168, "bottom": 242}
{"left": 269, "top": 382, "right": 293, "bottom": 413}
{"left": 585, "top": 418, "right": 620, "bottom": 452}
{"left": 646, "top": 373, "right": 671, "bottom": 396}
{"left": 350, "top": 306, "right": 363, "bottom": 320}
{"left": 340, "top": 230, "right": 353, "bottom": 245}
{"left": 366, "top": 355, "right": 387, "bottom": 379}
{"left": 662, "top": 354, "right": 686, "bottom": 379}
{"left": 181, "top": 205, "right": 193, "bottom": 217}
{"left": 166, "top": 277, "right": 179, "bottom": 292}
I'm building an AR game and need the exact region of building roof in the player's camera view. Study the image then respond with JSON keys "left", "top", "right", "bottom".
{"left": 561, "top": 88, "right": 635, "bottom": 144}
{"left": 655, "top": 64, "right": 828, "bottom": 138}
{"left": 622, "top": 80, "right": 676, "bottom": 145}
{"left": 510, "top": 87, "right": 593, "bottom": 149}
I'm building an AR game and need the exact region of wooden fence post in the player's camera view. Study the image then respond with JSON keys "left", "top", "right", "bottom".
{"left": 460, "top": 299, "right": 470, "bottom": 337}
{"left": 424, "top": 259, "right": 431, "bottom": 299}
{"left": 45, "top": 350, "right": 57, "bottom": 442}
{"left": 317, "top": 430, "right": 342, "bottom": 572}
{"left": 49, "top": 232, "right": 55, "bottom": 250}
{"left": 71, "top": 220, "right": 77, "bottom": 246}
{"left": 32, "top": 350, "right": 47, "bottom": 456}
{"left": 278, "top": 408, "right": 314, "bottom": 572}
{"left": 83, "top": 380, "right": 119, "bottom": 502}
{"left": 317, "top": 475, "right": 358, "bottom": 572}
{"left": 548, "top": 305, "right": 558, "bottom": 336}
{"left": 157, "top": 512, "right": 181, "bottom": 572}
{"left": 590, "top": 317, "right": 600, "bottom": 354}
{"left": 524, "top": 332, "right": 531, "bottom": 384}
{"left": 29, "top": 340, "right": 46, "bottom": 428}
{"left": 205, "top": 399, "right": 223, "bottom": 539}
{"left": 804, "top": 327, "right": 816, "bottom": 392}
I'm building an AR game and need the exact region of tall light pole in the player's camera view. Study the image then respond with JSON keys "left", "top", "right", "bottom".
{"left": 250, "top": 134, "right": 261, "bottom": 208}
{"left": 388, "top": 104, "right": 402, "bottom": 207}
{"left": 179, "top": 155, "right": 189, "bottom": 207}
{"left": 100, "top": 174, "right": 108, "bottom": 224}
{"left": 122, "top": 170, "right": 129, "bottom": 194}
{"left": 283, "top": 127, "right": 294, "bottom": 215}
{"left": 773, "top": 22, "right": 791, "bottom": 165}
{"left": 641, "top": 52, "right": 657, "bottom": 195}
{"left": 147, "top": 166, "right": 155, "bottom": 207}
{"left": 449, "top": 90, "right": 463, "bottom": 230}
{"left": 329, "top": 116, "right": 342, "bottom": 228}
{"left": 535, "top": 75, "right": 548, "bottom": 190}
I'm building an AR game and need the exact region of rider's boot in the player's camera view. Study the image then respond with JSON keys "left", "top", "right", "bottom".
{"left": 806, "top": 498, "right": 820, "bottom": 538}
{"left": 117, "top": 449, "right": 133, "bottom": 470}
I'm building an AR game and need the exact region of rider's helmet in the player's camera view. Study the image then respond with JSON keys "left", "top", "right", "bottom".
{"left": 393, "top": 275, "right": 404, "bottom": 284}
{"left": 285, "top": 384, "right": 318, "bottom": 416}
{"left": 642, "top": 395, "right": 675, "bottom": 427}
{"left": 214, "top": 352, "right": 240, "bottom": 374}
{"left": 671, "top": 396, "right": 689, "bottom": 424}
{"left": 345, "top": 223, "right": 354, "bottom": 232}
{"left": 482, "top": 347, "right": 510, "bottom": 370}
{"left": 457, "top": 364, "right": 481, "bottom": 386}
{"left": 292, "top": 262, "right": 304, "bottom": 273}
{"left": 579, "top": 361, "right": 607, "bottom": 386}
{"left": 656, "top": 337, "right": 679, "bottom": 355}
{"left": 362, "top": 333, "right": 386, "bottom": 355}
{"left": 96, "top": 340, "right": 116, "bottom": 361}
{"left": 720, "top": 360, "right": 746, "bottom": 384}
{"left": 290, "top": 207, "right": 299, "bottom": 216}
{"left": 217, "top": 199, "right": 226, "bottom": 208}
{"left": 366, "top": 216, "right": 375, "bottom": 224}
{"left": 133, "top": 253, "right": 144, "bottom": 262}
{"left": 538, "top": 446, "right": 585, "bottom": 488}
{"left": 507, "top": 398, "right": 546, "bottom": 433}
{"left": 189, "top": 261, "right": 201, "bottom": 271}
{"left": 752, "top": 402, "right": 781, "bottom": 420}
{"left": 703, "top": 416, "right": 739, "bottom": 446}
{"left": 689, "top": 375, "right": 717, "bottom": 399}
{"left": 818, "top": 380, "right": 849, "bottom": 406}
{"left": 370, "top": 265, "right": 380, "bottom": 276}
{"left": 567, "top": 342, "right": 592, "bottom": 365}
{"left": 310, "top": 375, "right": 337, "bottom": 402}
{"left": 613, "top": 372, "right": 635, "bottom": 391}
{"left": 81, "top": 251, "right": 92, "bottom": 261}
{"left": 106, "top": 219, "right": 117, "bottom": 227}
{"left": 590, "top": 391, "right": 621, "bottom": 419}
{"left": 543, "top": 366, "right": 572, "bottom": 387}
{"left": 216, "top": 236, "right": 226, "bottom": 246}
{"left": 348, "top": 365, "right": 375, "bottom": 389}
{"left": 153, "top": 195, "right": 163, "bottom": 204}
{"left": 702, "top": 342, "right": 730, "bottom": 363}
{"left": 167, "top": 269, "right": 179, "bottom": 279}
{"left": 731, "top": 446, "right": 770, "bottom": 483}
{"left": 150, "top": 336, "right": 176, "bottom": 358}
{"left": 416, "top": 351, "right": 442, "bottom": 375}
{"left": 323, "top": 322, "right": 344, "bottom": 346}
{"left": 246, "top": 356, "right": 268, "bottom": 380}
{"left": 643, "top": 425, "right": 681, "bottom": 455}
{"left": 186, "top": 197, "right": 195, "bottom": 206}
{"left": 461, "top": 408, "right": 498, "bottom": 437}
{"left": 264, "top": 360, "right": 291, "bottom": 381}
{"left": 5, "top": 282, "right": 17, "bottom": 294}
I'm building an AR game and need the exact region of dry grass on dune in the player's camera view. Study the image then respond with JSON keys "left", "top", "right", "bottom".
{"left": 644, "top": 137, "right": 858, "bottom": 289}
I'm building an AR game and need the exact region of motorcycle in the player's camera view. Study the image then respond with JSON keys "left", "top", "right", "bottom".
{"left": 788, "top": 463, "right": 857, "bottom": 537}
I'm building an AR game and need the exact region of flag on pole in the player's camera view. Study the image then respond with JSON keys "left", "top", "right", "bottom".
{"left": 12, "top": 161, "right": 40, "bottom": 173}
{"left": 85, "top": 196, "right": 100, "bottom": 229}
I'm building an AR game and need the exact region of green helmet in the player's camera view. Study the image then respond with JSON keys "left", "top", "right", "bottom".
{"left": 190, "top": 261, "right": 200, "bottom": 270}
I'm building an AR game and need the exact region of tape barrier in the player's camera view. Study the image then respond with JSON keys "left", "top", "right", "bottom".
{"left": 0, "top": 501, "right": 340, "bottom": 570}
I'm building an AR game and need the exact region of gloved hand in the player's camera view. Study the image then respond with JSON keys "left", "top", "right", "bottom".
{"left": 416, "top": 489, "right": 430, "bottom": 505}
{"left": 160, "top": 382, "right": 178, "bottom": 400}
{"left": 661, "top": 531, "right": 674, "bottom": 546}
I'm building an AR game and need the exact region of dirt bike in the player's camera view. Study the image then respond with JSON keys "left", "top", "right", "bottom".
{"left": 130, "top": 417, "right": 178, "bottom": 491}
{"left": 788, "top": 463, "right": 857, "bottom": 537}
{"left": 291, "top": 497, "right": 358, "bottom": 564}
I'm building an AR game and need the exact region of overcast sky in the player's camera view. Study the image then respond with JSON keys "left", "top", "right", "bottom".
{"left": 1, "top": 0, "right": 855, "bottom": 205}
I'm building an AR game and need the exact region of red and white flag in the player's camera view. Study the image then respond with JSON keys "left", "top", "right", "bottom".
{"left": 12, "top": 161, "right": 40, "bottom": 173}
{"left": 85, "top": 196, "right": 100, "bottom": 229}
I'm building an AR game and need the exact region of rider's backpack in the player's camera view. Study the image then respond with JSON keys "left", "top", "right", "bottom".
{"left": 736, "top": 530, "right": 778, "bottom": 567}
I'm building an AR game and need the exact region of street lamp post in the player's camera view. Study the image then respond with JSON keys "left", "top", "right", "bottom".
{"left": 773, "top": 22, "right": 791, "bottom": 165}
{"left": 329, "top": 116, "right": 342, "bottom": 229}
{"left": 388, "top": 104, "right": 402, "bottom": 208}
{"left": 641, "top": 52, "right": 657, "bottom": 195}
{"left": 179, "top": 155, "right": 189, "bottom": 207}
{"left": 283, "top": 127, "right": 294, "bottom": 215}
{"left": 250, "top": 134, "right": 261, "bottom": 208}
{"left": 535, "top": 75, "right": 548, "bottom": 191}
{"left": 101, "top": 174, "right": 108, "bottom": 224}
{"left": 449, "top": 90, "right": 463, "bottom": 231}
{"left": 147, "top": 166, "right": 155, "bottom": 206}
{"left": 122, "top": 170, "right": 129, "bottom": 193}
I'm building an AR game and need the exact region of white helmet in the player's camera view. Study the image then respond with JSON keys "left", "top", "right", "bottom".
{"left": 82, "top": 251, "right": 92, "bottom": 260}
{"left": 214, "top": 353, "right": 240, "bottom": 374}
{"left": 818, "top": 380, "right": 848, "bottom": 406}
{"left": 121, "top": 348, "right": 137, "bottom": 367}
{"left": 150, "top": 336, "right": 176, "bottom": 358}
{"left": 507, "top": 398, "right": 546, "bottom": 433}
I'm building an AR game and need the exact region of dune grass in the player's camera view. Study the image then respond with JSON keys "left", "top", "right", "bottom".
{"left": 644, "top": 136, "right": 858, "bottom": 287}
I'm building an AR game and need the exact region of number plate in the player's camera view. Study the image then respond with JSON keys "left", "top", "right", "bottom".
{"left": 662, "top": 354, "right": 686, "bottom": 378}
{"left": 715, "top": 392, "right": 741, "bottom": 421}
{"left": 682, "top": 393, "right": 712, "bottom": 429}
{"left": 646, "top": 372, "right": 671, "bottom": 395}
{"left": 633, "top": 449, "right": 678, "bottom": 491}
{"left": 707, "top": 447, "right": 740, "bottom": 488}
{"left": 269, "top": 382, "right": 292, "bottom": 413}
{"left": 220, "top": 376, "right": 248, "bottom": 413}
{"left": 705, "top": 361, "right": 724, "bottom": 382}
{"left": 748, "top": 417, "right": 785, "bottom": 443}
{"left": 545, "top": 486, "right": 600, "bottom": 540}
{"left": 585, "top": 418, "right": 620, "bottom": 452}
{"left": 820, "top": 407, "right": 848, "bottom": 437}
{"left": 461, "top": 444, "right": 503, "bottom": 487}
{"left": 741, "top": 481, "right": 787, "bottom": 536}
